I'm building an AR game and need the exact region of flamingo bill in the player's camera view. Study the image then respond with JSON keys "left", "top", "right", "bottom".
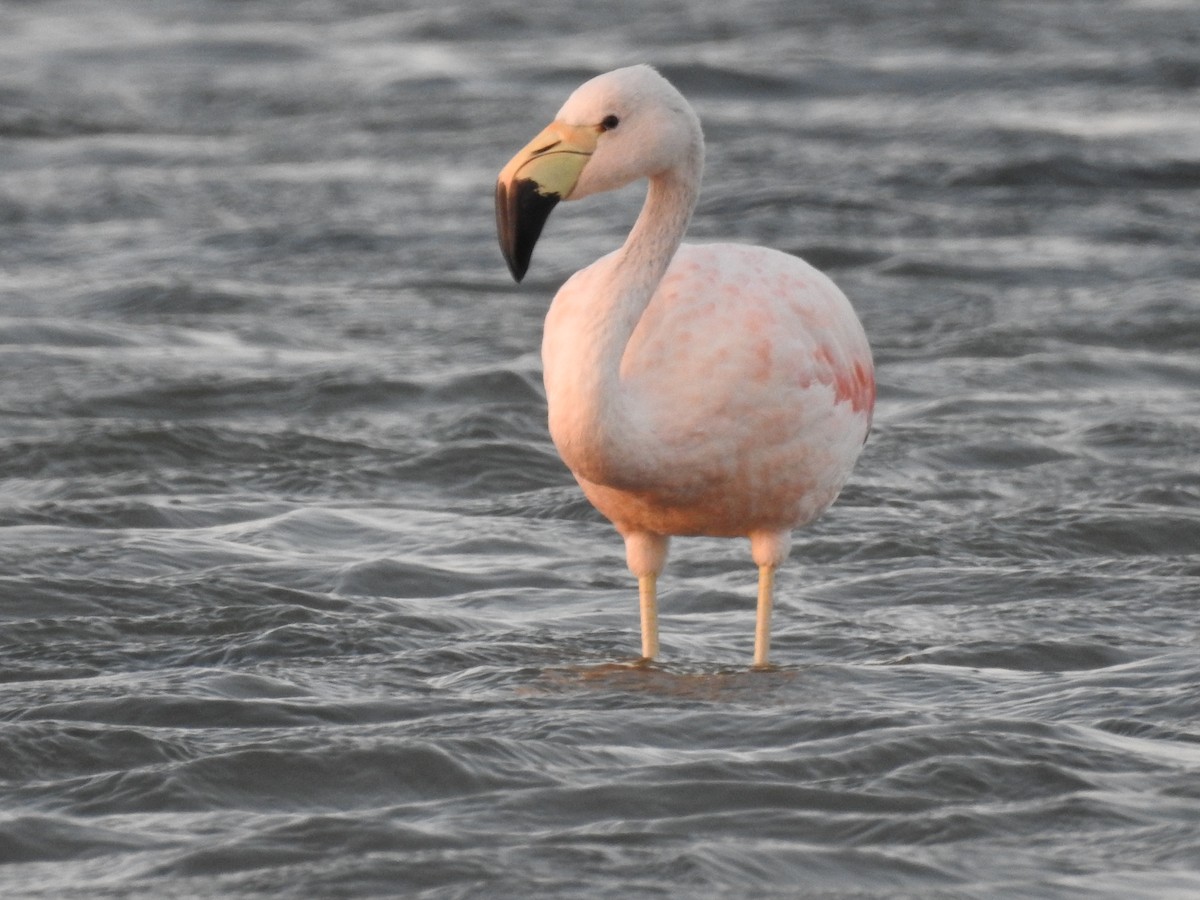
{"left": 496, "top": 122, "right": 597, "bottom": 282}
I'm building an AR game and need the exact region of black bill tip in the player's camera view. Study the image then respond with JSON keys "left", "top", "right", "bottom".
{"left": 496, "top": 177, "right": 560, "bottom": 283}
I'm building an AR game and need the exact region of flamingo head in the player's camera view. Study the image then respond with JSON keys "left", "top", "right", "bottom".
{"left": 495, "top": 65, "right": 702, "bottom": 282}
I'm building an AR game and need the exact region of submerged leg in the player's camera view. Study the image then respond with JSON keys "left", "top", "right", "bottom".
{"left": 750, "top": 529, "right": 792, "bottom": 669}
{"left": 638, "top": 573, "right": 659, "bottom": 660}
{"left": 624, "top": 531, "right": 669, "bottom": 662}
{"left": 753, "top": 564, "right": 774, "bottom": 669}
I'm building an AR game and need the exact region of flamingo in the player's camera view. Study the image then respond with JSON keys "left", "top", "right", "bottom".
{"left": 495, "top": 65, "right": 874, "bottom": 668}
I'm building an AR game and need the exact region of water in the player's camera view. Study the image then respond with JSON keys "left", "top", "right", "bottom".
{"left": 2, "top": 0, "right": 1199, "bottom": 896}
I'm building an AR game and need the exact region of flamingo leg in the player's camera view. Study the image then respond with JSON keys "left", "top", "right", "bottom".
{"left": 753, "top": 564, "right": 775, "bottom": 669}
{"left": 638, "top": 573, "right": 660, "bottom": 661}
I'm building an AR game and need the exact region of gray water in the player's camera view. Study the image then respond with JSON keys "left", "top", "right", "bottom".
{"left": 2, "top": 1, "right": 1199, "bottom": 897}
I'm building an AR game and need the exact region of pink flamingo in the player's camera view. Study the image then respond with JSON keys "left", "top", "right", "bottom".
{"left": 496, "top": 65, "right": 874, "bottom": 667}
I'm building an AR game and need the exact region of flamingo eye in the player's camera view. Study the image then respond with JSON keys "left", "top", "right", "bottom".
{"left": 600, "top": 114, "right": 620, "bottom": 131}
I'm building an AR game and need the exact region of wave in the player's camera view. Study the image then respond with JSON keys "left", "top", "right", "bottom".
{"left": 944, "top": 155, "right": 1200, "bottom": 190}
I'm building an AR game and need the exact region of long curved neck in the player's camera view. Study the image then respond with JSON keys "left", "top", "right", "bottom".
{"left": 616, "top": 168, "right": 698, "bottom": 297}
{"left": 551, "top": 163, "right": 699, "bottom": 485}
{"left": 597, "top": 168, "right": 698, "bottom": 373}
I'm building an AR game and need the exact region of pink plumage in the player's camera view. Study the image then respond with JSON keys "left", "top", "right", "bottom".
{"left": 497, "top": 65, "right": 873, "bottom": 667}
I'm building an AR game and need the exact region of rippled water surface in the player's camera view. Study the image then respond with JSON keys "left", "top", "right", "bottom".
{"left": 2, "top": 1, "right": 1199, "bottom": 897}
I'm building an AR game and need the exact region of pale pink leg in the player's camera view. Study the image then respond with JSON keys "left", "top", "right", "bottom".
{"left": 625, "top": 532, "right": 669, "bottom": 661}
{"left": 638, "top": 573, "right": 659, "bottom": 660}
{"left": 753, "top": 564, "right": 774, "bottom": 668}
{"left": 750, "top": 530, "right": 791, "bottom": 669}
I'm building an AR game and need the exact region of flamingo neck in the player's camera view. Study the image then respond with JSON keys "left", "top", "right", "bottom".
{"left": 615, "top": 168, "right": 698, "bottom": 296}
{"left": 556, "top": 166, "right": 699, "bottom": 486}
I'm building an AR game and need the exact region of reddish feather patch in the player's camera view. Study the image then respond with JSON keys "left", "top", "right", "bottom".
{"left": 836, "top": 359, "right": 876, "bottom": 416}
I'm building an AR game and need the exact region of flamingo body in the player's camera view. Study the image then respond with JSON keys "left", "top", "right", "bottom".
{"left": 496, "top": 65, "right": 874, "bottom": 666}
{"left": 545, "top": 242, "right": 873, "bottom": 539}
